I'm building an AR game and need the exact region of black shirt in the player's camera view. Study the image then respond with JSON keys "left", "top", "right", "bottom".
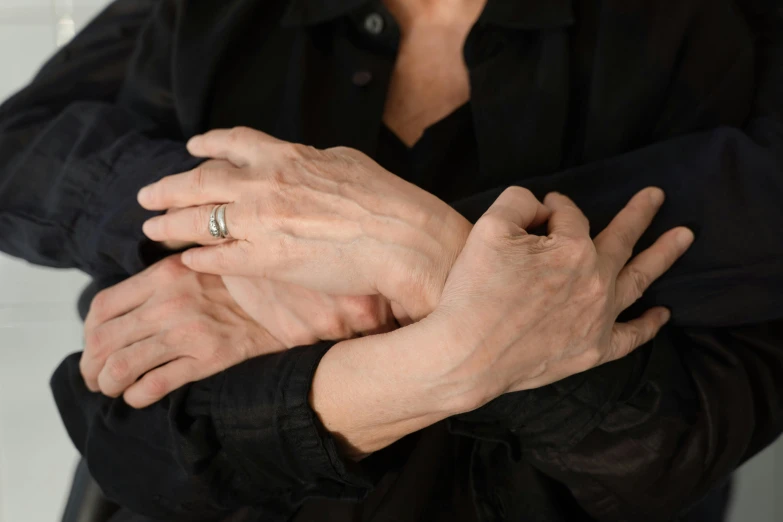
{"left": 1, "top": 0, "right": 783, "bottom": 521}
{"left": 376, "top": 103, "right": 480, "bottom": 201}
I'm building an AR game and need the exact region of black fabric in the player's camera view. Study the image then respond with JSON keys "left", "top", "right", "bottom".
{"left": 0, "top": 0, "right": 781, "bottom": 521}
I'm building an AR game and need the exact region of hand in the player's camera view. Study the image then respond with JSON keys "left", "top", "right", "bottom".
{"left": 426, "top": 186, "right": 695, "bottom": 408}
{"left": 81, "top": 255, "right": 284, "bottom": 408}
{"left": 137, "top": 127, "right": 472, "bottom": 320}
{"left": 222, "top": 276, "right": 398, "bottom": 347}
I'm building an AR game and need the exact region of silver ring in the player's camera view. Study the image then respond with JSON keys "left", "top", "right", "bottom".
{"left": 208, "top": 205, "right": 221, "bottom": 238}
{"left": 216, "top": 204, "right": 231, "bottom": 239}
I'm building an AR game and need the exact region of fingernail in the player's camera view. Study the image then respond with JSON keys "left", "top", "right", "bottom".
{"left": 187, "top": 135, "right": 203, "bottom": 149}
{"left": 181, "top": 251, "right": 193, "bottom": 265}
{"left": 676, "top": 228, "right": 695, "bottom": 248}
{"left": 660, "top": 308, "right": 671, "bottom": 322}
{"left": 648, "top": 188, "right": 665, "bottom": 206}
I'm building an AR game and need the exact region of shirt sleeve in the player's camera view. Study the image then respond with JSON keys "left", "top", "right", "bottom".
{"left": 447, "top": 2, "right": 783, "bottom": 519}
{"left": 51, "top": 343, "right": 374, "bottom": 521}
{"left": 28, "top": 4, "right": 375, "bottom": 518}
{"left": 0, "top": 0, "right": 201, "bottom": 279}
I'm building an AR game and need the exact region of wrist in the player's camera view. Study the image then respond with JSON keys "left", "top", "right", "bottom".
{"left": 308, "top": 318, "right": 472, "bottom": 458}
{"left": 382, "top": 213, "right": 472, "bottom": 322}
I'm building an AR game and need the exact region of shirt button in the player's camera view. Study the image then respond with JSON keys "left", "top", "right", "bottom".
{"left": 363, "top": 12, "right": 385, "bottom": 35}
{"left": 352, "top": 70, "right": 373, "bottom": 87}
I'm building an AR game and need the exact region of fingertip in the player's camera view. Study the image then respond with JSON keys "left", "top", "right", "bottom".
{"left": 646, "top": 187, "right": 665, "bottom": 207}
{"left": 142, "top": 218, "right": 159, "bottom": 240}
{"left": 186, "top": 135, "right": 203, "bottom": 153}
{"left": 675, "top": 227, "right": 695, "bottom": 249}
{"left": 181, "top": 249, "right": 194, "bottom": 267}
{"left": 657, "top": 307, "right": 671, "bottom": 324}
{"left": 137, "top": 185, "right": 154, "bottom": 208}
{"left": 122, "top": 391, "right": 150, "bottom": 410}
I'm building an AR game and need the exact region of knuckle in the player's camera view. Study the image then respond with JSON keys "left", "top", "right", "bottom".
{"left": 582, "top": 347, "right": 604, "bottom": 369}
{"left": 228, "top": 126, "right": 253, "bottom": 144}
{"left": 212, "top": 247, "right": 232, "bottom": 270}
{"left": 88, "top": 290, "right": 110, "bottom": 320}
{"left": 195, "top": 206, "right": 212, "bottom": 235}
{"left": 105, "top": 355, "right": 130, "bottom": 383}
{"left": 157, "top": 256, "right": 187, "bottom": 280}
{"left": 624, "top": 266, "right": 649, "bottom": 303}
{"left": 584, "top": 273, "right": 608, "bottom": 302}
{"left": 318, "top": 314, "right": 349, "bottom": 339}
{"left": 190, "top": 166, "right": 208, "bottom": 194}
{"left": 566, "top": 237, "right": 595, "bottom": 264}
{"left": 328, "top": 145, "right": 355, "bottom": 156}
{"left": 284, "top": 142, "right": 317, "bottom": 160}
{"left": 84, "top": 327, "right": 110, "bottom": 359}
{"left": 501, "top": 185, "right": 535, "bottom": 204}
{"left": 475, "top": 213, "right": 514, "bottom": 239}
{"left": 347, "top": 297, "right": 383, "bottom": 329}
{"left": 164, "top": 295, "right": 193, "bottom": 316}
{"left": 618, "top": 328, "right": 642, "bottom": 356}
{"left": 615, "top": 228, "right": 637, "bottom": 255}
{"left": 143, "top": 374, "right": 170, "bottom": 399}
{"left": 327, "top": 145, "right": 365, "bottom": 164}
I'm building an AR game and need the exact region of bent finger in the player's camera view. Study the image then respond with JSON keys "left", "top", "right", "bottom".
{"left": 123, "top": 357, "right": 197, "bottom": 409}
{"left": 479, "top": 186, "right": 551, "bottom": 234}
{"left": 544, "top": 192, "right": 590, "bottom": 239}
{"left": 97, "top": 338, "right": 176, "bottom": 398}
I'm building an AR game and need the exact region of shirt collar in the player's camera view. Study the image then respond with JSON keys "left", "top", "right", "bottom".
{"left": 281, "top": 0, "right": 574, "bottom": 29}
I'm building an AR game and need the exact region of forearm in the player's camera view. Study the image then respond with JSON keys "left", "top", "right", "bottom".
{"left": 0, "top": 0, "right": 193, "bottom": 278}
{"left": 310, "top": 318, "right": 474, "bottom": 459}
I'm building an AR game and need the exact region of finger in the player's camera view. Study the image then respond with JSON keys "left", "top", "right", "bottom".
{"left": 137, "top": 162, "right": 239, "bottom": 210}
{"left": 594, "top": 187, "right": 665, "bottom": 274}
{"left": 142, "top": 203, "right": 245, "bottom": 245}
{"left": 84, "top": 266, "right": 159, "bottom": 331}
{"left": 181, "top": 241, "right": 253, "bottom": 277}
{"left": 480, "top": 186, "right": 551, "bottom": 233}
{"left": 81, "top": 309, "right": 158, "bottom": 390}
{"left": 543, "top": 192, "right": 590, "bottom": 239}
{"left": 97, "top": 338, "right": 177, "bottom": 398}
{"left": 186, "top": 127, "right": 284, "bottom": 166}
{"left": 614, "top": 227, "right": 694, "bottom": 312}
{"left": 122, "top": 357, "right": 197, "bottom": 409}
{"left": 609, "top": 307, "right": 671, "bottom": 361}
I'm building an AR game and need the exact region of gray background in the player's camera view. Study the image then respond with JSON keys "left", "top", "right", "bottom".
{"left": 0, "top": 1, "right": 779, "bottom": 520}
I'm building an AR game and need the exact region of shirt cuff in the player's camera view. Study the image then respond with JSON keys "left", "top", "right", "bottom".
{"left": 190, "top": 343, "right": 374, "bottom": 506}
{"left": 74, "top": 136, "right": 203, "bottom": 278}
{"left": 448, "top": 347, "right": 650, "bottom": 450}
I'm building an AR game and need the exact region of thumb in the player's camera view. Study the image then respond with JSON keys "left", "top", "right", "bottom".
{"left": 181, "top": 241, "right": 251, "bottom": 276}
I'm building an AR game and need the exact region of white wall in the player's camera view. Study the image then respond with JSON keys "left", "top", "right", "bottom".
{"left": 0, "top": 1, "right": 779, "bottom": 521}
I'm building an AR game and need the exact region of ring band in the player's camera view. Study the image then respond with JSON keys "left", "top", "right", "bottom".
{"left": 209, "top": 205, "right": 221, "bottom": 238}
{"left": 216, "top": 204, "right": 231, "bottom": 239}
